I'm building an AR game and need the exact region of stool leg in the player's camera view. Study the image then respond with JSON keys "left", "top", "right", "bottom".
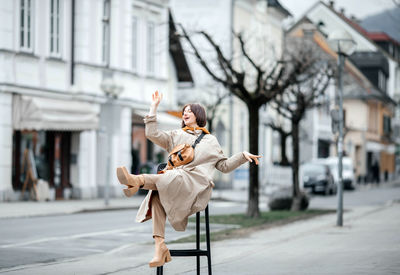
{"left": 156, "top": 266, "right": 163, "bottom": 275}
{"left": 205, "top": 206, "right": 212, "bottom": 275}
{"left": 196, "top": 211, "right": 200, "bottom": 275}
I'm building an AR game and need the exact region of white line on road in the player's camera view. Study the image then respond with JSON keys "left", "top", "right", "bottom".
{"left": 104, "top": 243, "right": 136, "bottom": 255}
{"left": 0, "top": 227, "right": 139, "bottom": 249}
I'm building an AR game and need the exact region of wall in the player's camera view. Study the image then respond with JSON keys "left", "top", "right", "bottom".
{"left": 0, "top": 93, "right": 13, "bottom": 201}
{"left": 0, "top": 0, "right": 174, "bottom": 201}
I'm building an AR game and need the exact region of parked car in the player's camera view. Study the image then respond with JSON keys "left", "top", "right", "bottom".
{"left": 321, "top": 157, "right": 355, "bottom": 190}
{"left": 300, "top": 161, "right": 336, "bottom": 195}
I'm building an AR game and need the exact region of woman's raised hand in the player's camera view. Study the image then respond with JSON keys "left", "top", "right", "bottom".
{"left": 151, "top": 90, "right": 163, "bottom": 107}
{"left": 243, "top": 151, "right": 262, "bottom": 165}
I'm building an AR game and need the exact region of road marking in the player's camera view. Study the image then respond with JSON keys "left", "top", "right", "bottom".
{"left": 105, "top": 243, "right": 135, "bottom": 255}
{"left": 0, "top": 227, "right": 140, "bottom": 249}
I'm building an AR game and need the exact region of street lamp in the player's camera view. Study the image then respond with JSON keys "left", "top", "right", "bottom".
{"left": 101, "top": 76, "right": 123, "bottom": 206}
{"left": 328, "top": 30, "right": 356, "bottom": 226}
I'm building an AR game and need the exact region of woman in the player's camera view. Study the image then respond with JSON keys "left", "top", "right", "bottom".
{"left": 116, "top": 91, "right": 261, "bottom": 268}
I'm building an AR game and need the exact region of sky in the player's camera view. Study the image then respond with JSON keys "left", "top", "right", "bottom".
{"left": 279, "top": 0, "right": 397, "bottom": 20}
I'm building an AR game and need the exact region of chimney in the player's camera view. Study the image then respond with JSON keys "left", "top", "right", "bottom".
{"left": 340, "top": 8, "right": 345, "bottom": 15}
{"left": 329, "top": 1, "right": 334, "bottom": 8}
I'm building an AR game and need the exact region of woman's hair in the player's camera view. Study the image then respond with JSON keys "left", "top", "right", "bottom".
{"left": 181, "top": 103, "right": 207, "bottom": 128}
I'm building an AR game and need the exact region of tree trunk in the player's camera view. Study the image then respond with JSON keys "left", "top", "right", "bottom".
{"left": 246, "top": 106, "right": 260, "bottom": 217}
{"left": 291, "top": 121, "right": 302, "bottom": 211}
{"left": 280, "top": 132, "right": 290, "bottom": 166}
{"left": 207, "top": 118, "right": 213, "bottom": 133}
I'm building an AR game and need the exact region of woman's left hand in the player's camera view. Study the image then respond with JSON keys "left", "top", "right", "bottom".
{"left": 243, "top": 151, "right": 262, "bottom": 165}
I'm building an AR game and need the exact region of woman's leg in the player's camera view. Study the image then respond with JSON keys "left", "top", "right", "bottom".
{"left": 151, "top": 191, "right": 166, "bottom": 237}
{"left": 117, "top": 167, "right": 162, "bottom": 196}
{"left": 149, "top": 192, "right": 171, "bottom": 267}
{"left": 116, "top": 167, "right": 144, "bottom": 196}
{"left": 141, "top": 174, "right": 162, "bottom": 191}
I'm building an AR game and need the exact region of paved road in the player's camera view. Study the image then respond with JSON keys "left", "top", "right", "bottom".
{"left": 309, "top": 183, "right": 400, "bottom": 208}
{"left": 0, "top": 200, "right": 245, "bottom": 270}
{"left": 1, "top": 183, "right": 399, "bottom": 274}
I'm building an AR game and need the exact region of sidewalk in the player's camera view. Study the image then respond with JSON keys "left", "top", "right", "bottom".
{"left": 0, "top": 196, "right": 143, "bottom": 219}
{"left": 0, "top": 180, "right": 397, "bottom": 219}
{"left": 0, "top": 188, "right": 260, "bottom": 219}
{"left": 2, "top": 198, "right": 399, "bottom": 274}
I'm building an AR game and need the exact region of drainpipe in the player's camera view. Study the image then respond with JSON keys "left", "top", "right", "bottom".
{"left": 229, "top": 0, "right": 234, "bottom": 186}
{"left": 70, "top": 0, "right": 75, "bottom": 85}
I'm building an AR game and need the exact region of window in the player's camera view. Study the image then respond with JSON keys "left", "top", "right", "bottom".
{"left": 102, "top": 0, "right": 110, "bottom": 65}
{"left": 369, "top": 103, "right": 378, "bottom": 133}
{"left": 388, "top": 43, "right": 393, "bottom": 56}
{"left": 378, "top": 70, "right": 386, "bottom": 92}
{"left": 132, "top": 16, "right": 138, "bottom": 71}
{"left": 147, "top": 21, "right": 155, "bottom": 75}
{"left": 49, "top": 0, "right": 61, "bottom": 55}
{"left": 20, "top": 0, "right": 33, "bottom": 51}
{"left": 383, "top": 115, "right": 391, "bottom": 136}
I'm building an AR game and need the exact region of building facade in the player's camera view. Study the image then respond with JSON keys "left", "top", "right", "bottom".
{"left": 169, "top": 0, "right": 291, "bottom": 189}
{"left": 288, "top": 1, "right": 399, "bottom": 182}
{"left": 0, "top": 0, "right": 181, "bottom": 201}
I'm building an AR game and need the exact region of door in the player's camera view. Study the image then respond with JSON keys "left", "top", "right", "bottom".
{"left": 48, "top": 132, "right": 71, "bottom": 199}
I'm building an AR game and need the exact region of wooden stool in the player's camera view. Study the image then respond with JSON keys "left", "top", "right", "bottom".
{"left": 156, "top": 205, "right": 212, "bottom": 275}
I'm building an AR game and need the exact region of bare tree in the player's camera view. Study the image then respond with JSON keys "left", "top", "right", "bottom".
{"left": 266, "top": 118, "right": 291, "bottom": 166}
{"left": 203, "top": 87, "right": 229, "bottom": 133}
{"left": 174, "top": 26, "right": 320, "bottom": 217}
{"left": 271, "top": 37, "right": 335, "bottom": 210}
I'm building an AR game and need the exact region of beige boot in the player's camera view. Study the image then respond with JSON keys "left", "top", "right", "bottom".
{"left": 116, "top": 166, "right": 144, "bottom": 197}
{"left": 149, "top": 236, "right": 172, "bottom": 268}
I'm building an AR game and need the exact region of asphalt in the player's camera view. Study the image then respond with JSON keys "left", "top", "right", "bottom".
{"left": 1, "top": 195, "right": 399, "bottom": 274}
{"left": 1, "top": 182, "right": 400, "bottom": 274}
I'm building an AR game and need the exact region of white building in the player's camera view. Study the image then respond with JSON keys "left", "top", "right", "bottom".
{"left": 169, "top": 0, "right": 291, "bottom": 189}
{"left": 0, "top": 0, "right": 183, "bottom": 201}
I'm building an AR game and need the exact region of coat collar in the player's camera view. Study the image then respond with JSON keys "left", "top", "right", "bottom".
{"left": 182, "top": 126, "right": 210, "bottom": 135}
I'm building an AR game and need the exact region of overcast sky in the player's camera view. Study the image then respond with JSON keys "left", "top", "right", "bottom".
{"left": 280, "top": 0, "right": 397, "bottom": 20}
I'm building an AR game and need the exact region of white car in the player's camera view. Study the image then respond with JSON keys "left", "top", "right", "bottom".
{"left": 319, "top": 157, "right": 355, "bottom": 190}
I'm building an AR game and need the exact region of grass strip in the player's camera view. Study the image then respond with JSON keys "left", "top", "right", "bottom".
{"left": 170, "top": 209, "right": 334, "bottom": 243}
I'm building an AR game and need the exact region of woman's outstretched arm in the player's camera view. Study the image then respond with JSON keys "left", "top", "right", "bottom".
{"left": 213, "top": 134, "right": 262, "bottom": 173}
{"left": 215, "top": 151, "right": 261, "bottom": 173}
{"left": 144, "top": 91, "right": 173, "bottom": 151}
{"left": 149, "top": 90, "right": 162, "bottom": 116}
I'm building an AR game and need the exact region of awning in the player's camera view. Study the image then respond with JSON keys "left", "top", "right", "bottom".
{"left": 133, "top": 110, "right": 181, "bottom": 131}
{"left": 366, "top": 141, "right": 395, "bottom": 154}
{"left": 13, "top": 95, "right": 100, "bottom": 131}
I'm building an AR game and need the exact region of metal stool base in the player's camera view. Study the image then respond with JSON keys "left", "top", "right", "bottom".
{"left": 156, "top": 205, "right": 212, "bottom": 275}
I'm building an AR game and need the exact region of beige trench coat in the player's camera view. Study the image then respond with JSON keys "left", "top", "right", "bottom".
{"left": 136, "top": 114, "right": 247, "bottom": 231}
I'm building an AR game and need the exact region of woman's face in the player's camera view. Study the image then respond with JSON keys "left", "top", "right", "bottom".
{"left": 182, "top": 106, "right": 198, "bottom": 127}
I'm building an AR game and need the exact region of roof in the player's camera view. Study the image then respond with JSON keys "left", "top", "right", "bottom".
{"left": 330, "top": 7, "right": 370, "bottom": 36}
{"left": 319, "top": 1, "right": 398, "bottom": 61}
{"left": 286, "top": 22, "right": 396, "bottom": 106}
{"left": 267, "top": 0, "right": 292, "bottom": 17}
{"left": 367, "top": 32, "right": 400, "bottom": 46}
